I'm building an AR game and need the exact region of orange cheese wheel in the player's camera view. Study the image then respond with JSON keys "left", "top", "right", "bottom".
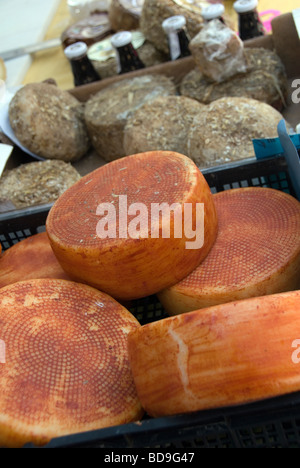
{"left": 128, "top": 290, "right": 300, "bottom": 417}
{"left": 0, "top": 232, "right": 71, "bottom": 289}
{"left": 0, "top": 279, "right": 143, "bottom": 448}
{"left": 158, "top": 188, "right": 300, "bottom": 315}
{"left": 46, "top": 151, "right": 218, "bottom": 301}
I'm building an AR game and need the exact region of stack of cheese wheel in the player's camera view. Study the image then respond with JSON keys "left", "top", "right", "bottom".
{"left": 158, "top": 187, "right": 300, "bottom": 315}
{"left": 0, "top": 232, "right": 71, "bottom": 288}
{"left": 46, "top": 151, "right": 218, "bottom": 301}
{"left": 0, "top": 279, "right": 143, "bottom": 448}
{"left": 128, "top": 290, "right": 300, "bottom": 417}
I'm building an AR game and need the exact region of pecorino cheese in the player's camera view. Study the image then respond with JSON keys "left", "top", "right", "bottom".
{"left": 128, "top": 290, "right": 300, "bottom": 417}
{"left": 84, "top": 74, "right": 176, "bottom": 162}
{"left": 108, "top": 0, "right": 144, "bottom": 31}
{"left": 0, "top": 232, "right": 71, "bottom": 289}
{"left": 46, "top": 151, "right": 218, "bottom": 301}
{"left": 158, "top": 187, "right": 300, "bottom": 315}
{"left": 0, "top": 279, "right": 143, "bottom": 447}
{"left": 123, "top": 95, "right": 206, "bottom": 156}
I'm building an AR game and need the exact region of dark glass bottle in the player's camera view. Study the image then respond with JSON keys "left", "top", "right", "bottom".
{"left": 64, "top": 41, "right": 101, "bottom": 86}
{"left": 233, "top": 0, "right": 266, "bottom": 41}
{"left": 162, "top": 15, "right": 191, "bottom": 61}
{"left": 202, "top": 4, "right": 226, "bottom": 24}
{"left": 110, "top": 31, "right": 145, "bottom": 74}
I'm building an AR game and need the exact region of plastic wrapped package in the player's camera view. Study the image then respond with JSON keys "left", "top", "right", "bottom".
{"left": 189, "top": 19, "right": 247, "bottom": 83}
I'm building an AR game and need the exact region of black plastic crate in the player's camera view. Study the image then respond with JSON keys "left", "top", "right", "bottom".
{"left": 0, "top": 156, "right": 299, "bottom": 449}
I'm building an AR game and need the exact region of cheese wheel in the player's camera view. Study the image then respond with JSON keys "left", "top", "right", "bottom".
{"left": 158, "top": 188, "right": 300, "bottom": 315}
{"left": 128, "top": 290, "right": 300, "bottom": 417}
{"left": 0, "top": 232, "right": 71, "bottom": 289}
{"left": 46, "top": 151, "right": 218, "bottom": 301}
{"left": 0, "top": 279, "right": 142, "bottom": 447}
{"left": 108, "top": 0, "right": 144, "bottom": 31}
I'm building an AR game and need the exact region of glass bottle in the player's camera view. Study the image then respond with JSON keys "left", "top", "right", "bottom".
{"left": 233, "top": 0, "right": 266, "bottom": 41}
{"left": 202, "top": 4, "right": 226, "bottom": 24}
{"left": 64, "top": 41, "right": 101, "bottom": 86}
{"left": 162, "top": 15, "right": 191, "bottom": 61}
{"left": 110, "top": 31, "right": 145, "bottom": 74}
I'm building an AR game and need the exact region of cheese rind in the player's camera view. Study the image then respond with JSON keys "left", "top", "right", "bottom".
{"left": 158, "top": 187, "right": 300, "bottom": 315}
{"left": 0, "top": 279, "right": 143, "bottom": 447}
{"left": 46, "top": 151, "right": 218, "bottom": 301}
{"left": 128, "top": 290, "right": 300, "bottom": 417}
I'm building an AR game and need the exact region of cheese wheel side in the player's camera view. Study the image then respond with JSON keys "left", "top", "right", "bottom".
{"left": 128, "top": 290, "right": 300, "bottom": 417}
{"left": 46, "top": 151, "right": 218, "bottom": 301}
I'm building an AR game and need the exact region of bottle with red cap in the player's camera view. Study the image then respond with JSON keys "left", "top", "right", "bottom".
{"left": 162, "top": 15, "right": 191, "bottom": 61}
{"left": 64, "top": 41, "right": 101, "bottom": 86}
{"left": 233, "top": 0, "right": 266, "bottom": 41}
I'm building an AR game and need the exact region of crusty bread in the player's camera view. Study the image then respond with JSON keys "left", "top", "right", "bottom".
{"left": 124, "top": 95, "right": 206, "bottom": 156}
{"left": 9, "top": 82, "right": 91, "bottom": 162}
{"left": 46, "top": 151, "right": 218, "bottom": 301}
{"left": 128, "top": 290, "right": 300, "bottom": 417}
{"left": 84, "top": 75, "right": 176, "bottom": 161}
{"left": 108, "top": 0, "right": 144, "bottom": 31}
{"left": 180, "top": 48, "right": 288, "bottom": 110}
{"left": 158, "top": 187, "right": 300, "bottom": 315}
{"left": 186, "top": 96, "right": 286, "bottom": 168}
{"left": 0, "top": 279, "right": 143, "bottom": 447}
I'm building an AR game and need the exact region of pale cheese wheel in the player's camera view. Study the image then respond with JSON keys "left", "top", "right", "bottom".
{"left": 0, "top": 232, "right": 71, "bottom": 289}
{"left": 46, "top": 151, "right": 218, "bottom": 301}
{"left": 123, "top": 95, "right": 206, "bottom": 156}
{"left": 84, "top": 74, "right": 176, "bottom": 162}
{"left": 128, "top": 290, "right": 300, "bottom": 417}
{"left": 158, "top": 187, "right": 300, "bottom": 315}
{"left": 0, "top": 279, "right": 143, "bottom": 448}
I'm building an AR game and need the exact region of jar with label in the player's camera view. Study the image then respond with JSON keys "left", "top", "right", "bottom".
{"left": 64, "top": 41, "right": 101, "bottom": 86}
{"left": 233, "top": 0, "right": 266, "bottom": 41}
{"left": 162, "top": 15, "right": 191, "bottom": 61}
{"left": 202, "top": 4, "right": 226, "bottom": 24}
{"left": 110, "top": 31, "right": 145, "bottom": 74}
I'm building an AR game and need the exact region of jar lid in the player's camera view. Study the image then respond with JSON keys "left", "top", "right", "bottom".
{"left": 162, "top": 15, "right": 186, "bottom": 33}
{"left": 233, "top": 0, "right": 258, "bottom": 13}
{"left": 110, "top": 31, "right": 132, "bottom": 48}
{"left": 64, "top": 41, "right": 88, "bottom": 59}
{"left": 202, "top": 4, "right": 225, "bottom": 20}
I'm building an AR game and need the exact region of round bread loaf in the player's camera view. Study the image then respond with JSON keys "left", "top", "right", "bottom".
{"left": 46, "top": 151, "right": 218, "bottom": 301}
{"left": 0, "top": 232, "right": 71, "bottom": 289}
{"left": 128, "top": 290, "right": 300, "bottom": 417}
{"left": 0, "top": 278, "right": 143, "bottom": 447}
{"left": 0, "top": 159, "right": 81, "bottom": 210}
{"left": 124, "top": 95, "right": 206, "bottom": 156}
{"left": 158, "top": 187, "right": 300, "bottom": 315}
{"left": 8, "top": 83, "right": 91, "bottom": 161}
{"left": 186, "top": 97, "right": 286, "bottom": 168}
{"left": 180, "top": 48, "right": 288, "bottom": 110}
{"left": 84, "top": 74, "right": 176, "bottom": 161}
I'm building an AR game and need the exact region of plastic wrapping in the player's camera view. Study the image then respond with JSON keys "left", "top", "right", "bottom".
{"left": 189, "top": 19, "right": 247, "bottom": 83}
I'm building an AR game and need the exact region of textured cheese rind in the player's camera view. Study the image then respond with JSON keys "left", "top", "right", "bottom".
{"left": 180, "top": 48, "right": 288, "bottom": 110}
{"left": 128, "top": 290, "right": 300, "bottom": 417}
{"left": 123, "top": 95, "right": 206, "bottom": 156}
{"left": 158, "top": 188, "right": 300, "bottom": 315}
{"left": 84, "top": 74, "right": 176, "bottom": 162}
{"left": 186, "top": 97, "right": 287, "bottom": 168}
{"left": 108, "top": 0, "right": 144, "bottom": 31}
{"left": 9, "top": 83, "right": 91, "bottom": 162}
{"left": 46, "top": 151, "right": 218, "bottom": 301}
{"left": 0, "top": 278, "right": 143, "bottom": 448}
{"left": 0, "top": 232, "right": 71, "bottom": 289}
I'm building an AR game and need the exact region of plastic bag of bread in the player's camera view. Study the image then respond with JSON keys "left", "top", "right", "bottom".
{"left": 189, "top": 19, "right": 247, "bottom": 83}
